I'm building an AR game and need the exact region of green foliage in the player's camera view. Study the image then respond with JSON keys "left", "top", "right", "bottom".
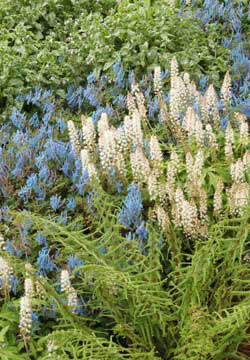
{"left": 0, "top": 0, "right": 233, "bottom": 113}
{"left": 81, "top": 0, "right": 229, "bottom": 81}
{"left": 0, "top": 0, "right": 117, "bottom": 111}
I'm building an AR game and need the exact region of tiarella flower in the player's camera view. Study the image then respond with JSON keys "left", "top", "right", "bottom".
{"left": 153, "top": 66, "right": 162, "bottom": 95}
{"left": 67, "top": 120, "right": 81, "bottom": 155}
{"left": 24, "top": 277, "right": 34, "bottom": 299}
{"left": 130, "top": 146, "right": 150, "bottom": 183}
{"left": 81, "top": 116, "right": 96, "bottom": 152}
{"left": 60, "top": 269, "right": 71, "bottom": 293}
{"left": 221, "top": 71, "right": 232, "bottom": 109}
{"left": 213, "top": 179, "right": 224, "bottom": 217}
{"left": 0, "top": 256, "right": 12, "bottom": 293}
{"left": 67, "top": 286, "right": 78, "bottom": 314}
{"left": 19, "top": 296, "right": 32, "bottom": 340}
{"left": 0, "top": 233, "right": 4, "bottom": 250}
{"left": 147, "top": 173, "right": 158, "bottom": 201}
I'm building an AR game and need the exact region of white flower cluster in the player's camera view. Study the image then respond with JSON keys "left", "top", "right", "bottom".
{"left": 227, "top": 182, "right": 250, "bottom": 217}
{"left": 67, "top": 120, "right": 80, "bottom": 155}
{"left": 237, "top": 113, "right": 249, "bottom": 144}
{"left": 0, "top": 233, "right": 4, "bottom": 250}
{"left": 166, "top": 150, "right": 179, "bottom": 203}
{"left": 213, "top": 179, "right": 224, "bottom": 217}
{"left": 64, "top": 58, "right": 249, "bottom": 239}
{"left": 220, "top": 71, "right": 231, "bottom": 109}
{"left": 185, "top": 150, "right": 204, "bottom": 192}
{"left": 80, "top": 149, "right": 98, "bottom": 180}
{"left": 130, "top": 146, "right": 150, "bottom": 183}
{"left": 132, "top": 82, "right": 147, "bottom": 121}
{"left": 173, "top": 187, "right": 201, "bottom": 237}
{"left": 19, "top": 296, "right": 32, "bottom": 340}
{"left": 47, "top": 339, "right": 59, "bottom": 358}
{"left": 81, "top": 115, "right": 96, "bottom": 152}
{"left": 0, "top": 256, "right": 12, "bottom": 293}
{"left": 155, "top": 206, "right": 169, "bottom": 233}
{"left": 61, "top": 269, "right": 78, "bottom": 314}
{"left": 153, "top": 66, "right": 162, "bottom": 96}
{"left": 225, "top": 121, "right": 234, "bottom": 160}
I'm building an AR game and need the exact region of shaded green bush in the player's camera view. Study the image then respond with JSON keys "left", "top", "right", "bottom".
{"left": 0, "top": 0, "right": 234, "bottom": 113}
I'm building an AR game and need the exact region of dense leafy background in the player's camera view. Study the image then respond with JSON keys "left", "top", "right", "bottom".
{"left": 1, "top": 0, "right": 249, "bottom": 116}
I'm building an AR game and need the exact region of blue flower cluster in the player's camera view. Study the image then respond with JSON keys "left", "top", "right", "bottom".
{"left": 119, "top": 184, "right": 148, "bottom": 253}
{"left": 193, "top": 0, "right": 250, "bottom": 104}
{"left": 37, "top": 247, "right": 57, "bottom": 277}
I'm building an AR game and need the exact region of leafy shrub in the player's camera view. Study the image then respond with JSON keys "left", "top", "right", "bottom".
{"left": 3, "top": 0, "right": 250, "bottom": 114}
{"left": 0, "top": 0, "right": 117, "bottom": 112}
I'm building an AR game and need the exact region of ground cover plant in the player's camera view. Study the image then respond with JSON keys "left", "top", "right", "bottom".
{"left": 1, "top": 0, "right": 249, "bottom": 116}
{"left": 0, "top": 57, "right": 250, "bottom": 359}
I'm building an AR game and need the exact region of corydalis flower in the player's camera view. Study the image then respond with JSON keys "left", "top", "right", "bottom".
{"left": 119, "top": 184, "right": 143, "bottom": 229}
{"left": 37, "top": 247, "right": 57, "bottom": 276}
{"left": 50, "top": 195, "right": 64, "bottom": 212}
